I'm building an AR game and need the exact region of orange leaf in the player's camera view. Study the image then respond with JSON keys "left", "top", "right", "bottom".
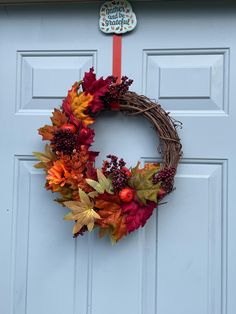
{"left": 50, "top": 108, "right": 68, "bottom": 127}
{"left": 38, "top": 125, "right": 56, "bottom": 141}
{"left": 95, "top": 193, "right": 127, "bottom": 242}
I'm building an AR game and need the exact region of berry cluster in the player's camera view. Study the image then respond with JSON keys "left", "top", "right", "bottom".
{"left": 153, "top": 167, "right": 176, "bottom": 194}
{"left": 51, "top": 130, "right": 81, "bottom": 155}
{"left": 102, "top": 155, "right": 129, "bottom": 191}
{"left": 102, "top": 76, "right": 133, "bottom": 109}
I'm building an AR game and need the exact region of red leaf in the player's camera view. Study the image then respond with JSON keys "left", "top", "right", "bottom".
{"left": 82, "top": 68, "right": 113, "bottom": 113}
{"left": 122, "top": 201, "right": 156, "bottom": 233}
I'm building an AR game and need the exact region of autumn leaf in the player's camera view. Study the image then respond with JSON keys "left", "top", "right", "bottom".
{"left": 64, "top": 189, "right": 100, "bottom": 234}
{"left": 50, "top": 108, "right": 68, "bottom": 127}
{"left": 86, "top": 169, "right": 113, "bottom": 195}
{"left": 33, "top": 144, "right": 56, "bottom": 169}
{"left": 38, "top": 125, "right": 56, "bottom": 141}
{"left": 128, "top": 162, "right": 161, "bottom": 205}
{"left": 95, "top": 193, "right": 127, "bottom": 242}
{"left": 82, "top": 68, "right": 113, "bottom": 113}
{"left": 34, "top": 162, "right": 45, "bottom": 169}
{"left": 71, "top": 92, "right": 95, "bottom": 125}
{"left": 122, "top": 201, "right": 156, "bottom": 233}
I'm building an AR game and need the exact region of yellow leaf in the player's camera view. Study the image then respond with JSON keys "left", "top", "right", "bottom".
{"left": 86, "top": 179, "right": 104, "bottom": 194}
{"left": 64, "top": 212, "right": 74, "bottom": 221}
{"left": 86, "top": 169, "right": 113, "bottom": 194}
{"left": 73, "top": 221, "right": 83, "bottom": 234}
{"left": 71, "top": 92, "right": 94, "bottom": 125}
{"left": 64, "top": 189, "right": 100, "bottom": 235}
{"left": 88, "top": 191, "right": 98, "bottom": 198}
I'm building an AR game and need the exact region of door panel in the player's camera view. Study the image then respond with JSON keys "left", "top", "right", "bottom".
{"left": 0, "top": 2, "right": 235, "bottom": 314}
{"left": 122, "top": 3, "right": 236, "bottom": 314}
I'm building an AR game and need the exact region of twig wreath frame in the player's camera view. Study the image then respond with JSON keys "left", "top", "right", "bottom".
{"left": 34, "top": 68, "right": 182, "bottom": 243}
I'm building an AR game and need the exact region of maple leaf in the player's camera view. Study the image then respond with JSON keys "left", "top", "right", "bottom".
{"left": 64, "top": 189, "right": 100, "bottom": 235}
{"left": 38, "top": 125, "right": 56, "bottom": 141}
{"left": 86, "top": 169, "right": 113, "bottom": 195}
{"left": 82, "top": 67, "right": 96, "bottom": 91}
{"left": 128, "top": 162, "right": 161, "bottom": 205}
{"left": 82, "top": 67, "right": 113, "bottom": 113}
{"left": 95, "top": 193, "right": 127, "bottom": 243}
{"left": 122, "top": 201, "right": 156, "bottom": 233}
{"left": 50, "top": 108, "right": 68, "bottom": 127}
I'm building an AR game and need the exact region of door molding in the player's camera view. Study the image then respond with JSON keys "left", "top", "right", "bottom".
{"left": 0, "top": 0, "right": 232, "bottom": 6}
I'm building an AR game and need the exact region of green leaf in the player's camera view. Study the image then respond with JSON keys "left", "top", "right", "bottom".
{"left": 128, "top": 163, "right": 160, "bottom": 205}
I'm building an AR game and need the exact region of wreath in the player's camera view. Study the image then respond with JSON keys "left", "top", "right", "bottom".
{"left": 34, "top": 68, "right": 182, "bottom": 243}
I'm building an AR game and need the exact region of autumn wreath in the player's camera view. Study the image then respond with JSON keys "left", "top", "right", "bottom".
{"left": 34, "top": 68, "right": 182, "bottom": 243}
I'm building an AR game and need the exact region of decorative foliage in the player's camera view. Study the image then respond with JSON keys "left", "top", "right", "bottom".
{"left": 86, "top": 169, "right": 114, "bottom": 195}
{"left": 35, "top": 68, "right": 182, "bottom": 243}
{"left": 128, "top": 162, "right": 161, "bottom": 205}
{"left": 64, "top": 189, "right": 100, "bottom": 234}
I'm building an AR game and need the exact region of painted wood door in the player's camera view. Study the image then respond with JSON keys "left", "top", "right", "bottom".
{"left": 0, "top": 2, "right": 235, "bottom": 314}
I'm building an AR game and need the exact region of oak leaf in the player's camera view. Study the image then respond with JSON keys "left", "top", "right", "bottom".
{"left": 50, "top": 108, "right": 68, "bottom": 127}
{"left": 38, "top": 125, "right": 56, "bottom": 141}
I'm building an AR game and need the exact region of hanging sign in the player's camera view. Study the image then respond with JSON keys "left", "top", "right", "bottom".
{"left": 99, "top": 0, "right": 137, "bottom": 34}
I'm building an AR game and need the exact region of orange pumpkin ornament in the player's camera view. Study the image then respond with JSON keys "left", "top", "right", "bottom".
{"left": 119, "top": 188, "right": 134, "bottom": 203}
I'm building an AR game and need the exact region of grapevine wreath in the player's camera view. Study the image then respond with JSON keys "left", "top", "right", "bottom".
{"left": 34, "top": 68, "right": 182, "bottom": 243}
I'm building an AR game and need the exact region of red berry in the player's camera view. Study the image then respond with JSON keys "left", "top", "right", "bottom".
{"left": 158, "top": 188, "right": 166, "bottom": 199}
{"left": 119, "top": 188, "right": 134, "bottom": 203}
{"left": 61, "top": 124, "right": 76, "bottom": 133}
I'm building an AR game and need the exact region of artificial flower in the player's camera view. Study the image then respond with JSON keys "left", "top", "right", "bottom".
{"left": 46, "top": 160, "right": 70, "bottom": 188}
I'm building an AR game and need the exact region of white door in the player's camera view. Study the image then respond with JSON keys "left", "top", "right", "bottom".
{"left": 1, "top": 2, "right": 235, "bottom": 314}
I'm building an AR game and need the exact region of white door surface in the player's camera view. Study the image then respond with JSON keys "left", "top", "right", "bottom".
{"left": 1, "top": 2, "right": 236, "bottom": 314}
